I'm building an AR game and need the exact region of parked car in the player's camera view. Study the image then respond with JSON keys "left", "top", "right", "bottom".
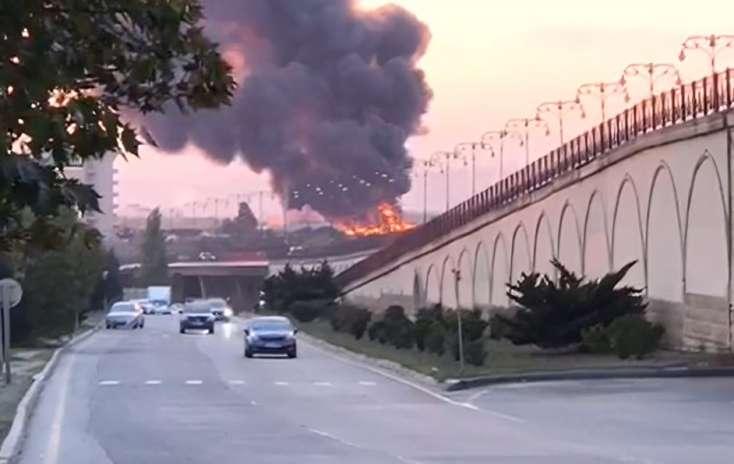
{"left": 106, "top": 302, "right": 145, "bottom": 329}
{"left": 207, "top": 298, "right": 233, "bottom": 321}
{"left": 179, "top": 301, "right": 215, "bottom": 334}
{"left": 243, "top": 316, "right": 297, "bottom": 358}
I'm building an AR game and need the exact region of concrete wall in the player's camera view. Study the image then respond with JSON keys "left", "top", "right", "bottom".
{"left": 343, "top": 112, "right": 734, "bottom": 352}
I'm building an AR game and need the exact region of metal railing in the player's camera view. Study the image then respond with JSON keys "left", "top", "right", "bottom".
{"left": 338, "top": 69, "right": 734, "bottom": 288}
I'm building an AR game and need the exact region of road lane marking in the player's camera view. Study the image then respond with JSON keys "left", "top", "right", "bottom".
{"left": 229, "top": 380, "right": 245, "bottom": 385}
{"left": 467, "top": 388, "right": 488, "bottom": 403}
{"left": 302, "top": 338, "right": 524, "bottom": 423}
{"left": 358, "top": 381, "right": 377, "bottom": 386}
{"left": 307, "top": 428, "right": 424, "bottom": 464}
{"left": 98, "top": 380, "right": 119, "bottom": 386}
{"left": 274, "top": 381, "right": 289, "bottom": 386}
{"left": 250, "top": 400, "right": 258, "bottom": 406}
{"left": 185, "top": 380, "right": 203, "bottom": 385}
{"left": 144, "top": 380, "right": 162, "bottom": 385}
{"left": 314, "top": 381, "right": 332, "bottom": 387}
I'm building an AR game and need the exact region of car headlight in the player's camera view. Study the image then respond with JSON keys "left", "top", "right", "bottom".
{"left": 223, "top": 307, "right": 233, "bottom": 318}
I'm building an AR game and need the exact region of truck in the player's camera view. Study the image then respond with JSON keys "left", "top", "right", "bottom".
{"left": 147, "top": 286, "right": 171, "bottom": 310}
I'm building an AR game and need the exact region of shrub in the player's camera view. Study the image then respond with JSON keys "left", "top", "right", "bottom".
{"left": 580, "top": 324, "right": 612, "bottom": 353}
{"left": 389, "top": 318, "right": 415, "bottom": 349}
{"left": 495, "top": 259, "right": 646, "bottom": 348}
{"left": 331, "top": 304, "right": 372, "bottom": 339}
{"left": 463, "top": 339, "right": 488, "bottom": 366}
{"left": 424, "top": 321, "right": 446, "bottom": 356}
{"left": 367, "top": 320, "right": 388, "bottom": 343}
{"left": 606, "top": 315, "right": 664, "bottom": 359}
{"left": 415, "top": 305, "right": 445, "bottom": 351}
{"left": 488, "top": 313, "right": 511, "bottom": 340}
{"left": 289, "top": 300, "right": 323, "bottom": 322}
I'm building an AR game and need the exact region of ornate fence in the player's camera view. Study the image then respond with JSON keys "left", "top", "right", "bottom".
{"left": 338, "top": 69, "right": 734, "bottom": 287}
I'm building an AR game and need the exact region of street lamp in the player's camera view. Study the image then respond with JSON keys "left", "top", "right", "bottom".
{"left": 679, "top": 34, "right": 734, "bottom": 75}
{"left": 505, "top": 117, "right": 550, "bottom": 167}
{"left": 428, "top": 150, "right": 455, "bottom": 212}
{"left": 415, "top": 159, "right": 436, "bottom": 223}
{"left": 536, "top": 99, "right": 585, "bottom": 146}
{"left": 577, "top": 81, "right": 629, "bottom": 123}
{"left": 454, "top": 142, "right": 485, "bottom": 196}
{"left": 451, "top": 267, "right": 465, "bottom": 375}
{"left": 479, "top": 130, "right": 521, "bottom": 181}
{"left": 620, "top": 62, "right": 682, "bottom": 100}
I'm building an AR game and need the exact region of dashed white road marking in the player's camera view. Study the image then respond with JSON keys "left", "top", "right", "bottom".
{"left": 302, "top": 338, "right": 524, "bottom": 423}
{"left": 274, "top": 381, "right": 289, "bottom": 386}
{"left": 250, "top": 400, "right": 258, "bottom": 406}
{"left": 144, "top": 380, "right": 162, "bottom": 385}
{"left": 98, "top": 380, "right": 119, "bottom": 386}
{"left": 358, "top": 381, "right": 377, "bottom": 386}
{"left": 185, "top": 380, "right": 203, "bottom": 385}
{"left": 229, "top": 380, "right": 246, "bottom": 385}
{"left": 314, "top": 381, "right": 332, "bottom": 387}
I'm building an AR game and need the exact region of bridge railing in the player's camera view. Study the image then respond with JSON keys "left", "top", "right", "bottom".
{"left": 338, "top": 69, "right": 734, "bottom": 287}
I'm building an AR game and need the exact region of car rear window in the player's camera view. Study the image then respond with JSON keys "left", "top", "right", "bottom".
{"left": 251, "top": 320, "right": 292, "bottom": 331}
{"left": 110, "top": 303, "right": 136, "bottom": 313}
{"left": 183, "top": 303, "right": 211, "bottom": 313}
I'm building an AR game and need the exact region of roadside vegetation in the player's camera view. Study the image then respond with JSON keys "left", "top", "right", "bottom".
{"left": 263, "top": 260, "right": 675, "bottom": 380}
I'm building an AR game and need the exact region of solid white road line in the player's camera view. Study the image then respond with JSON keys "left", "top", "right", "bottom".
{"left": 144, "top": 380, "right": 162, "bottom": 385}
{"left": 302, "top": 339, "right": 525, "bottom": 423}
{"left": 466, "top": 389, "right": 488, "bottom": 403}
{"left": 358, "top": 381, "right": 377, "bottom": 386}
{"left": 98, "top": 380, "right": 119, "bottom": 386}
{"left": 274, "top": 381, "right": 289, "bottom": 386}
{"left": 313, "top": 381, "right": 332, "bottom": 387}
{"left": 185, "top": 380, "right": 203, "bottom": 385}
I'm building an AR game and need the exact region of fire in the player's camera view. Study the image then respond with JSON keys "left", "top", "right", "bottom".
{"left": 337, "top": 203, "right": 415, "bottom": 237}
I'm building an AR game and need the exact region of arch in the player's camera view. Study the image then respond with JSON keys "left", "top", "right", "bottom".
{"left": 490, "top": 233, "right": 510, "bottom": 308}
{"left": 611, "top": 175, "right": 646, "bottom": 288}
{"left": 583, "top": 189, "right": 611, "bottom": 279}
{"left": 456, "top": 248, "right": 473, "bottom": 309}
{"left": 439, "top": 255, "right": 457, "bottom": 309}
{"left": 684, "top": 152, "right": 728, "bottom": 298}
{"left": 473, "top": 240, "right": 491, "bottom": 309}
{"left": 645, "top": 162, "right": 684, "bottom": 303}
{"left": 424, "top": 264, "right": 441, "bottom": 304}
{"left": 557, "top": 201, "right": 583, "bottom": 275}
{"left": 510, "top": 222, "right": 532, "bottom": 284}
{"left": 533, "top": 211, "right": 556, "bottom": 278}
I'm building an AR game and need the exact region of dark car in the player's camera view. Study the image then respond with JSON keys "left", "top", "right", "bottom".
{"left": 179, "top": 301, "right": 215, "bottom": 334}
{"left": 244, "top": 316, "right": 297, "bottom": 358}
{"left": 106, "top": 302, "right": 145, "bottom": 329}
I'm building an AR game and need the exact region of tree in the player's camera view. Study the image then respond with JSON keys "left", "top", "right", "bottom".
{"left": 90, "top": 248, "right": 123, "bottom": 311}
{"left": 220, "top": 202, "right": 258, "bottom": 238}
{"left": 139, "top": 208, "right": 168, "bottom": 286}
{"left": 16, "top": 209, "right": 105, "bottom": 339}
{"left": 493, "top": 259, "right": 646, "bottom": 349}
{"left": 0, "top": 1, "right": 234, "bottom": 251}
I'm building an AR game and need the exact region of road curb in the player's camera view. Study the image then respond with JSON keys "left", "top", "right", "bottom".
{"left": 444, "top": 365, "right": 734, "bottom": 391}
{"left": 0, "top": 326, "right": 99, "bottom": 464}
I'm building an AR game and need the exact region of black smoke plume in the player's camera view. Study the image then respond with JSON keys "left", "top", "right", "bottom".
{"left": 145, "top": 0, "right": 432, "bottom": 219}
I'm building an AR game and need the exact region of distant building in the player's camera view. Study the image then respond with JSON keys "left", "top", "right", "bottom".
{"left": 65, "top": 154, "right": 117, "bottom": 240}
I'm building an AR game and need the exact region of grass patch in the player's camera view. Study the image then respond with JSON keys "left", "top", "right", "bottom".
{"left": 0, "top": 349, "right": 54, "bottom": 442}
{"left": 295, "top": 318, "right": 730, "bottom": 381}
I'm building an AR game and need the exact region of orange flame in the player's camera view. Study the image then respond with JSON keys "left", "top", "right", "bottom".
{"left": 337, "top": 203, "right": 415, "bottom": 237}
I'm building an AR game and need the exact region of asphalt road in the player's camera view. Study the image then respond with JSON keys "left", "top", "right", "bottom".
{"left": 15, "top": 315, "right": 734, "bottom": 464}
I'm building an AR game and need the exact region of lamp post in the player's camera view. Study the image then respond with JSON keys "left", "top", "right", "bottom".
{"left": 454, "top": 142, "right": 481, "bottom": 196}
{"left": 415, "top": 159, "right": 434, "bottom": 223}
{"left": 536, "top": 99, "right": 585, "bottom": 146}
{"left": 577, "top": 81, "right": 629, "bottom": 123}
{"left": 428, "top": 150, "right": 454, "bottom": 211}
{"left": 505, "top": 117, "right": 550, "bottom": 167}
{"left": 451, "top": 267, "right": 465, "bottom": 375}
{"left": 480, "top": 130, "right": 519, "bottom": 181}
{"left": 620, "top": 62, "right": 682, "bottom": 100}
{"left": 679, "top": 34, "right": 734, "bottom": 75}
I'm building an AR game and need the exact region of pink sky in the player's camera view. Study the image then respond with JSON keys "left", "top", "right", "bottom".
{"left": 116, "top": 0, "right": 734, "bottom": 220}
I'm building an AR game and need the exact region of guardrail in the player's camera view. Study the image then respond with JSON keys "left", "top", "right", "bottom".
{"left": 338, "top": 69, "right": 734, "bottom": 287}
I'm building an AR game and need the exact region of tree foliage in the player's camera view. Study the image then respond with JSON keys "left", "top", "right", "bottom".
{"left": 262, "top": 262, "right": 339, "bottom": 311}
{"left": 12, "top": 209, "right": 105, "bottom": 341}
{"left": 494, "top": 259, "right": 646, "bottom": 349}
{"left": 0, "top": 1, "right": 234, "bottom": 250}
{"left": 139, "top": 208, "right": 168, "bottom": 285}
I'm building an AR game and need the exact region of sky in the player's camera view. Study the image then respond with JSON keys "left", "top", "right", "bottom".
{"left": 115, "top": 0, "right": 734, "bottom": 222}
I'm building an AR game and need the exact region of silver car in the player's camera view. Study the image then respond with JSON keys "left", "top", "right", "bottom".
{"left": 105, "top": 302, "right": 145, "bottom": 329}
